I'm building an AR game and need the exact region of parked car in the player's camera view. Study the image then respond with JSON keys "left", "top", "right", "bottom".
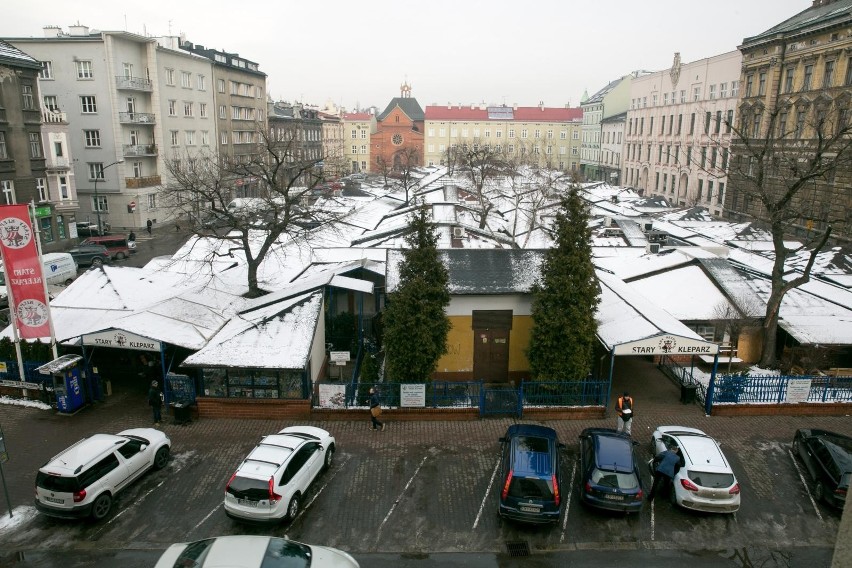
{"left": 35, "top": 428, "right": 171, "bottom": 520}
{"left": 81, "top": 235, "right": 134, "bottom": 259}
{"left": 793, "top": 428, "right": 851, "bottom": 509}
{"left": 579, "top": 428, "right": 644, "bottom": 513}
{"left": 154, "top": 535, "right": 359, "bottom": 568}
{"left": 69, "top": 244, "right": 112, "bottom": 267}
{"left": 224, "top": 426, "right": 335, "bottom": 522}
{"left": 650, "top": 425, "right": 740, "bottom": 513}
{"left": 74, "top": 221, "right": 104, "bottom": 237}
{"left": 497, "top": 424, "right": 563, "bottom": 524}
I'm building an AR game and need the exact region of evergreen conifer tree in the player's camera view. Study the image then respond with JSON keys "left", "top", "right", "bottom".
{"left": 527, "top": 187, "right": 600, "bottom": 380}
{"left": 383, "top": 204, "right": 451, "bottom": 383}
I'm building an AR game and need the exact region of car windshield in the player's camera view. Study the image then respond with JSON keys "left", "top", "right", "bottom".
{"left": 687, "top": 470, "right": 735, "bottom": 488}
{"left": 226, "top": 475, "right": 270, "bottom": 500}
{"left": 171, "top": 539, "right": 215, "bottom": 568}
{"left": 36, "top": 471, "right": 81, "bottom": 493}
{"left": 507, "top": 476, "right": 555, "bottom": 500}
{"left": 260, "top": 538, "right": 311, "bottom": 568}
{"left": 591, "top": 468, "right": 639, "bottom": 490}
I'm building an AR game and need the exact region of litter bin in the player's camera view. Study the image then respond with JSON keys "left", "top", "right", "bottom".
{"left": 680, "top": 383, "right": 698, "bottom": 404}
{"left": 172, "top": 402, "right": 192, "bottom": 425}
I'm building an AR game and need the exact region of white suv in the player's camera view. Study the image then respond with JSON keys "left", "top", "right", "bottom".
{"left": 35, "top": 428, "right": 171, "bottom": 520}
{"left": 650, "top": 425, "right": 740, "bottom": 513}
{"left": 224, "top": 426, "right": 335, "bottom": 522}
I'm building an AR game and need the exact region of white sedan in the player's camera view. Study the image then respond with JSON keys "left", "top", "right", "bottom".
{"left": 155, "top": 535, "right": 359, "bottom": 568}
{"left": 650, "top": 425, "right": 741, "bottom": 513}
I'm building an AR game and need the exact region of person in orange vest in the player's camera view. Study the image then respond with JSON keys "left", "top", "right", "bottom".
{"left": 616, "top": 391, "right": 634, "bottom": 435}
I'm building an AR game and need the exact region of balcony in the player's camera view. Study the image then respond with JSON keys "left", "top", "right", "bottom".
{"left": 45, "top": 156, "right": 71, "bottom": 170}
{"left": 41, "top": 108, "right": 67, "bottom": 123}
{"left": 125, "top": 175, "right": 161, "bottom": 189}
{"left": 118, "top": 112, "right": 156, "bottom": 125}
{"left": 115, "top": 75, "right": 153, "bottom": 91}
{"left": 123, "top": 144, "right": 158, "bottom": 157}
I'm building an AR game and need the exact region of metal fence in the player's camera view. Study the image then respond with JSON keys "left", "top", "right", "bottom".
{"left": 0, "top": 360, "right": 50, "bottom": 384}
{"left": 521, "top": 380, "right": 609, "bottom": 407}
{"left": 710, "top": 374, "right": 852, "bottom": 405}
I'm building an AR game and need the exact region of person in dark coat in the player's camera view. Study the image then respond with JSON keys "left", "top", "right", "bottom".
{"left": 369, "top": 387, "right": 385, "bottom": 431}
{"left": 148, "top": 380, "right": 163, "bottom": 425}
{"left": 648, "top": 446, "right": 680, "bottom": 500}
{"left": 128, "top": 231, "right": 136, "bottom": 242}
{"left": 146, "top": 218, "right": 153, "bottom": 235}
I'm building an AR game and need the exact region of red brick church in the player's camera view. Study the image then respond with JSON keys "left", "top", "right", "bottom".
{"left": 370, "top": 82, "right": 424, "bottom": 173}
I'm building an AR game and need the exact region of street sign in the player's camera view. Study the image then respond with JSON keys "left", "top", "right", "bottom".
{"left": 129, "top": 201, "right": 137, "bottom": 208}
{"left": 34, "top": 206, "right": 52, "bottom": 218}
{"left": 330, "top": 351, "right": 350, "bottom": 363}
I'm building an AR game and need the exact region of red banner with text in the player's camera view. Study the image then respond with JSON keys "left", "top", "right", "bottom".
{"left": 0, "top": 205, "right": 50, "bottom": 338}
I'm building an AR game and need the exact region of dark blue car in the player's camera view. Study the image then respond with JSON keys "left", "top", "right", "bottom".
{"left": 497, "top": 424, "right": 563, "bottom": 524}
{"left": 579, "top": 428, "right": 644, "bottom": 513}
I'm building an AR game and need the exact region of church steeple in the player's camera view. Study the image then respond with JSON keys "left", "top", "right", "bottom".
{"left": 400, "top": 80, "right": 412, "bottom": 98}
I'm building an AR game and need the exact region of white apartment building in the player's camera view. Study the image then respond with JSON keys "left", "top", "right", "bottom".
{"left": 600, "top": 112, "right": 627, "bottom": 185}
{"left": 580, "top": 74, "right": 638, "bottom": 181}
{"left": 342, "top": 112, "right": 375, "bottom": 174}
{"left": 423, "top": 103, "right": 583, "bottom": 172}
{"left": 8, "top": 24, "right": 217, "bottom": 230}
{"left": 623, "top": 51, "right": 742, "bottom": 216}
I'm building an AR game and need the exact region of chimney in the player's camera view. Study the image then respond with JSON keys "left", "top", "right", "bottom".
{"left": 448, "top": 102, "right": 452, "bottom": 109}
{"left": 43, "top": 26, "right": 62, "bottom": 38}
{"left": 539, "top": 101, "right": 545, "bottom": 110}
{"left": 513, "top": 103, "right": 518, "bottom": 110}
{"left": 479, "top": 101, "right": 487, "bottom": 110}
{"left": 470, "top": 103, "right": 475, "bottom": 110}
{"left": 68, "top": 24, "right": 90, "bottom": 36}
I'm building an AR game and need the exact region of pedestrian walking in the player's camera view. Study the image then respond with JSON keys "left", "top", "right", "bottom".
{"left": 369, "top": 387, "right": 385, "bottom": 431}
{"left": 128, "top": 231, "right": 136, "bottom": 242}
{"left": 616, "top": 391, "right": 634, "bottom": 435}
{"left": 648, "top": 446, "right": 681, "bottom": 501}
{"left": 148, "top": 380, "right": 163, "bottom": 425}
{"left": 146, "top": 218, "right": 153, "bottom": 235}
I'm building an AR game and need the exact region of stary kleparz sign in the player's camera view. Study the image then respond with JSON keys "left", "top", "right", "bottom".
{"left": 613, "top": 334, "right": 719, "bottom": 356}
{"left": 81, "top": 329, "right": 161, "bottom": 352}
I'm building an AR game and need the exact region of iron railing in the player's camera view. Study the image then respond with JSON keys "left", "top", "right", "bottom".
{"left": 710, "top": 374, "right": 852, "bottom": 405}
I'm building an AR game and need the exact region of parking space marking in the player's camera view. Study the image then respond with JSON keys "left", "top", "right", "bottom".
{"left": 559, "top": 460, "right": 577, "bottom": 543}
{"left": 91, "top": 479, "right": 167, "bottom": 538}
{"left": 472, "top": 455, "right": 502, "bottom": 530}
{"left": 190, "top": 503, "right": 223, "bottom": 534}
{"left": 650, "top": 498, "right": 655, "bottom": 541}
{"left": 375, "top": 455, "right": 428, "bottom": 546}
{"left": 293, "top": 457, "right": 351, "bottom": 524}
{"left": 788, "top": 449, "right": 823, "bottom": 522}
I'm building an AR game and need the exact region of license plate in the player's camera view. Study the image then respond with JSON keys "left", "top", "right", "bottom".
{"left": 43, "top": 496, "right": 63, "bottom": 504}
{"left": 603, "top": 494, "right": 625, "bottom": 501}
{"left": 237, "top": 499, "right": 259, "bottom": 507}
{"left": 519, "top": 506, "right": 540, "bottom": 513}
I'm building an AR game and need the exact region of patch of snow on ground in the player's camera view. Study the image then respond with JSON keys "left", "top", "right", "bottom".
{"left": 0, "top": 506, "right": 37, "bottom": 533}
{"left": 0, "top": 396, "right": 51, "bottom": 410}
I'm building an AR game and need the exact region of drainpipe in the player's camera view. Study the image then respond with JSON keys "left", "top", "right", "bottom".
{"left": 605, "top": 348, "right": 616, "bottom": 414}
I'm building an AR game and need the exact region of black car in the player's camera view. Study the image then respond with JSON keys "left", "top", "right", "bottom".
{"left": 69, "top": 244, "right": 112, "bottom": 267}
{"left": 579, "top": 428, "right": 644, "bottom": 513}
{"left": 793, "top": 428, "right": 851, "bottom": 508}
{"left": 497, "top": 424, "right": 563, "bottom": 524}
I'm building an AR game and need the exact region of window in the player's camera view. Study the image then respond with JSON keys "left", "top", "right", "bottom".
{"left": 697, "top": 179, "right": 704, "bottom": 201}
{"left": 547, "top": 129, "right": 553, "bottom": 139}
{"left": 709, "top": 84, "right": 716, "bottom": 99}
{"left": 664, "top": 93, "right": 669, "bottom": 105}
{"left": 168, "top": 100, "right": 176, "bottom": 116}
{"left": 731, "top": 81, "right": 739, "bottom": 98}
{"left": 778, "top": 112, "right": 788, "bottom": 136}
{"left": 147, "top": 193, "right": 157, "bottom": 209}
{"left": 201, "top": 131, "right": 209, "bottom": 146}
{"left": 88, "top": 162, "right": 105, "bottom": 180}
{"left": 521, "top": 129, "right": 528, "bottom": 139}
{"left": 80, "top": 96, "right": 97, "bottom": 113}
{"left": 84, "top": 130, "right": 101, "bottom": 147}
{"left": 715, "top": 111, "right": 722, "bottom": 134}
{"left": 75, "top": 60, "right": 93, "bottom": 79}
{"left": 722, "top": 148, "right": 729, "bottom": 170}
{"left": 181, "top": 71, "right": 192, "bottom": 88}
{"left": 720, "top": 82, "right": 728, "bottom": 98}
{"left": 184, "top": 102, "right": 193, "bottom": 117}
{"left": 677, "top": 114, "right": 682, "bottom": 134}
{"left": 166, "top": 68, "right": 175, "bottom": 85}
{"left": 199, "top": 103, "right": 208, "bottom": 118}
{"left": 218, "top": 105, "right": 226, "bottom": 119}
{"left": 650, "top": 116, "right": 654, "bottom": 133}
{"left": 197, "top": 74, "right": 206, "bottom": 90}
{"left": 43, "top": 95, "right": 59, "bottom": 111}
{"left": 718, "top": 182, "right": 725, "bottom": 205}
{"left": 711, "top": 148, "right": 718, "bottom": 168}
{"left": 705, "top": 111, "right": 712, "bottom": 134}
{"left": 360, "top": 145, "right": 367, "bottom": 154}
{"left": 170, "top": 130, "right": 179, "bottom": 146}
{"left": 752, "top": 112, "right": 762, "bottom": 137}
{"left": 534, "top": 129, "right": 541, "bottom": 138}
{"left": 1, "top": 180, "right": 14, "bottom": 204}
{"left": 802, "top": 64, "right": 813, "bottom": 91}
{"left": 652, "top": 94, "right": 658, "bottom": 106}
{"left": 669, "top": 115, "right": 674, "bottom": 135}
{"left": 0, "top": 132, "right": 7, "bottom": 159}
{"left": 824, "top": 60, "right": 835, "bottom": 88}
{"left": 707, "top": 180, "right": 714, "bottom": 203}
{"left": 29, "top": 133, "right": 42, "bottom": 158}
{"left": 221, "top": 131, "right": 228, "bottom": 145}
{"left": 508, "top": 129, "right": 515, "bottom": 138}
{"left": 39, "top": 61, "right": 53, "bottom": 79}
{"left": 745, "top": 74, "right": 754, "bottom": 97}
{"left": 217, "top": 78, "right": 225, "bottom": 93}
{"left": 54, "top": 141, "right": 63, "bottom": 157}
{"left": 360, "top": 130, "right": 367, "bottom": 139}
{"left": 796, "top": 110, "right": 806, "bottom": 137}
{"left": 21, "top": 85, "right": 34, "bottom": 109}
{"left": 185, "top": 130, "right": 195, "bottom": 145}
{"left": 758, "top": 72, "right": 766, "bottom": 96}
{"left": 726, "top": 110, "right": 734, "bottom": 133}
{"left": 36, "top": 178, "right": 47, "bottom": 201}
{"left": 785, "top": 67, "right": 795, "bottom": 93}
{"left": 693, "top": 86, "right": 701, "bottom": 101}
{"left": 133, "top": 161, "right": 143, "bottom": 178}
{"left": 689, "top": 113, "right": 695, "bottom": 134}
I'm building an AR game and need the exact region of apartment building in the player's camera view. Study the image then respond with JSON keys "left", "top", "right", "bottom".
{"left": 342, "top": 112, "right": 375, "bottom": 174}
{"left": 318, "top": 110, "right": 345, "bottom": 177}
{"left": 600, "top": 112, "right": 626, "bottom": 185}
{"left": 623, "top": 51, "right": 741, "bottom": 216}
{"left": 580, "top": 74, "right": 640, "bottom": 181}
{"left": 0, "top": 40, "right": 78, "bottom": 252}
{"left": 7, "top": 24, "right": 216, "bottom": 230}
{"left": 423, "top": 103, "right": 583, "bottom": 172}
{"left": 727, "top": 0, "right": 852, "bottom": 241}
{"left": 268, "top": 101, "right": 323, "bottom": 188}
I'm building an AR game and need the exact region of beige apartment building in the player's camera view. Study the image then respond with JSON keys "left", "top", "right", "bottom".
{"left": 423, "top": 103, "right": 583, "bottom": 172}
{"left": 600, "top": 112, "right": 627, "bottom": 185}
{"left": 623, "top": 51, "right": 742, "bottom": 216}
{"left": 342, "top": 112, "right": 375, "bottom": 174}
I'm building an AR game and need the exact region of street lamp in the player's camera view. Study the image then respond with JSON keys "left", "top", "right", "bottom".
{"left": 93, "top": 159, "right": 123, "bottom": 235}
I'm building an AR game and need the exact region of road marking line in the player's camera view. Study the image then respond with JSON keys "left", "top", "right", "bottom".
{"left": 294, "top": 457, "right": 351, "bottom": 523}
{"left": 190, "top": 503, "right": 223, "bottom": 534}
{"left": 650, "top": 498, "right": 655, "bottom": 541}
{"left": 788, "top": 449, "right": 823, "bottom": 522}
{"left": 559, "top": 461, "right": 577, "bottom": 543}
{"left": 473, "top": 455, "right": 502, "bottom": 530}
{"left": 375, "top": 455, "right": 428, "bottom": 547}
{"left": 91, "top": 479, "right": 167, "bottom": 537}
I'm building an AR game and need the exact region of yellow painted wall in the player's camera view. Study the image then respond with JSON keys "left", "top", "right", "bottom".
{"left": 737, "top": 327, "right": 763, "bottom": 364}
{"left": 436, "top": 315, "right": 533, "bottom": 373}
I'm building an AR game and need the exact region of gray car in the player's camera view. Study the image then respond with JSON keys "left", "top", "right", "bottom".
{"left": 69, "top": 244, "right": 112, "bottom": 267}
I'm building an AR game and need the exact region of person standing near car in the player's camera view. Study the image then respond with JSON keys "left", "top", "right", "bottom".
{"left": 146, "top": 218, "right": 153, "bottom": 235}
{"left": 369, "top": 387, "right": 385, "bottom": 431}
{"left": 148, "top": 380, "right": 163, "bottom": 425}
{"left": 128, "top": 231, "right": 136, "bottom": 243}
{"left": 648, "top": 446, "right": 680, "bottom": 501}
{"left": 616, "top": 391, "right": 634, "bottom": 435}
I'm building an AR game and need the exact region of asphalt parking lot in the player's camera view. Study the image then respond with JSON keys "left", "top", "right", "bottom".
{"left": 0, "top": 362, "right": 849, "bottom": 567}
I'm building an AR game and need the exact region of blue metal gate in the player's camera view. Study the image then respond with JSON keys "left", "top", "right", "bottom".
{"left": 479, "top": 387, "right": 521, "bottom": 417}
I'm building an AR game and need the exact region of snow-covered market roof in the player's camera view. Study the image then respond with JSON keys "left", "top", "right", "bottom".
{"left": 182, "top": 292, "right": 322, "bottom": 369}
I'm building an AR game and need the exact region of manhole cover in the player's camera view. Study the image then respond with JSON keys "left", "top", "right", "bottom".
{"left": 505, "top": 540, "right": 530, "bottom": 557}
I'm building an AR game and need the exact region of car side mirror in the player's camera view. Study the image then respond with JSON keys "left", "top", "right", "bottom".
{"left": 140, "top": 444, "right": 148, "bottom": 452}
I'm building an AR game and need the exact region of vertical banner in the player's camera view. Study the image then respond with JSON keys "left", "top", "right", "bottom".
{"left": 0, "top": 205, "right": 50, "bottom": 338}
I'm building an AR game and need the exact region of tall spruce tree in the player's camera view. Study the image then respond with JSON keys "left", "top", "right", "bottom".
{"left": 383, "top": 205, "right": 451, "bottom": 383}
{"left": 527, "top": 187, "right": 600, "bottom": 380}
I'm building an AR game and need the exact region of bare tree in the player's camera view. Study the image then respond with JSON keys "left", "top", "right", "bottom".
{"left": 387, "top": 146, "right": 421, "bottom": 205}
{"left": 711, "top": 297, "right": 762, "bottom": 373}
{"left": 162, "top": 127, "right": 340, "bottom": 297}
{"left": 453, "top": 139, "right": 508, "bottom": 229}
{"left": 724, "top": 98, "right": 852, "bottom": 367}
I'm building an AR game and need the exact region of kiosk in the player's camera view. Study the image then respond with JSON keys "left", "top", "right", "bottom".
{"left": 36, "top": 355, "right": 87, "bottom": 414}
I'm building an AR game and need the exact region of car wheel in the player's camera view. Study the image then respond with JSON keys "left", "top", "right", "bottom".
{"left": 286, "top": 493, "right": 301, "bottom": 521}
{"left": 815, "top": 481, "right": 826, "bottom": 503}
{"left": 116, "top": 252, "right": 126, "bottom": 260}
{"left": 323, "top": 443, "right": 335, "bottom": 471}
{"left": 64, "top": 278, "right": 74, "bottom": 285}
{"left": 792, "top": 438, "right": 800, "bottom": 455}
{"left": 154, "top": 447, "right": 170, "bottom": 470}
{"left": 91, "top": 493, "right": 113, "bottom": 520}
{"left": 92, "top": 258, "right": 104, "bottom": 267}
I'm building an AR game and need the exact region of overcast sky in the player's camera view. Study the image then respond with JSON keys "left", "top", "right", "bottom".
{"left": 2, "top": 0, "right": 809, "bottom": 111}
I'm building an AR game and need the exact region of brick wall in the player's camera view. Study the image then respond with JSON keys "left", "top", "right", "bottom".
{"left": 711, "top": 402, "right": 852, "bottom": 417}
{"left": 196, "top": 398, "right": 312, "bottom": 420}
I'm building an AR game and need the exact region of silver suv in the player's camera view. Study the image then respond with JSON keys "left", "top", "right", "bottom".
{"left": 35, "top": 428, "right": 171, "bottom": 520}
